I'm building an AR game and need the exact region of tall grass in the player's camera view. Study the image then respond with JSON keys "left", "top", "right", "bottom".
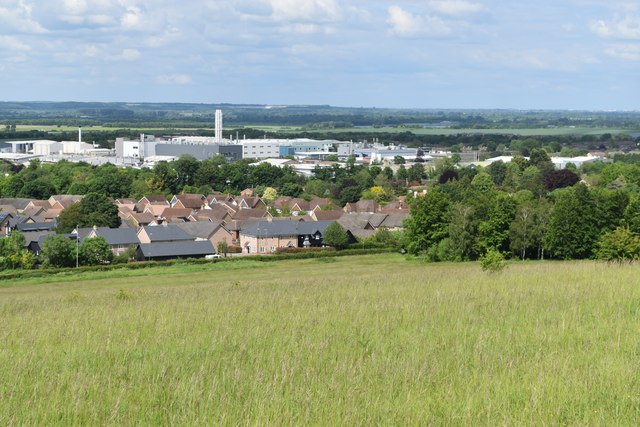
{"left": 1, "top": 255, "right": 639, "bottom": 424}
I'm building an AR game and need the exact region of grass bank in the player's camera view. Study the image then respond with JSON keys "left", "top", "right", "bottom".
{"left": 1, "top": 255, "right": 639, "bottom": 424}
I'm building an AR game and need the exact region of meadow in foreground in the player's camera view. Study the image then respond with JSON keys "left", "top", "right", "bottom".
{"left": 1, "top": 255, "right": 639, "bottom": 424}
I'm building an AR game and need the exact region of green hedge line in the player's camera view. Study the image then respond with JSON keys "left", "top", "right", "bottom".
{"left": 0, "top": 247, "right": 398, "bottom": 281}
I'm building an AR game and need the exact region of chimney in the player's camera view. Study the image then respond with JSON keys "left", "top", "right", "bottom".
{"left": 78, "top": 127, "right": 82, "bottom": 143}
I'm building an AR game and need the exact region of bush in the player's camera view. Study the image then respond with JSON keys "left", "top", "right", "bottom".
{"left": 479, "top": 249, "right": 507, "bottom": 273}
{"left": 595, "top": 227, "right": 640, "bottom": 263}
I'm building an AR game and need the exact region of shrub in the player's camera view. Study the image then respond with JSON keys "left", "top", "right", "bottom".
{"left": 595, "top": 227, "right": 640, "bottom": 263}
{"left": 479, "top": 249, "right": 507, "bottom": 273}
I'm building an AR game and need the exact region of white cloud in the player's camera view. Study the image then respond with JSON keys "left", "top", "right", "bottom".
{"left": 278, "top": 23, "right": 335, "bottom": 34}
{"left": 590, "top": 16, "right": 640, "bottom": 39}
{"left": 0, "top": 1, "right": 47, "bottom": 34}
{"left": 83, "top": 44, "right": 100, "bottom": 57}
{"left": 63, "top": 0, "right": 87, "bottom": 14}
{"left": 120, "top": 48, "right": 141, "bottom": 60}
{"left": 156, "top": 74, "right": 192, "bottom": 85}
{"left": 269, "top": 0, "right": 341, "bottom": 22}
{"left": 605, "top": 44, "right": 640, "bottom": 60}
{"left": 121, "top": 6, "right": 142, "bottom": 29}
{"left": 387, "top": 6, "right": 451, "bottom": 37}
{"left": 0, "top": 35, "right": 32, "bottom": 51}
{"left": 428, "top": 0, "right": 483, "bottom": 16}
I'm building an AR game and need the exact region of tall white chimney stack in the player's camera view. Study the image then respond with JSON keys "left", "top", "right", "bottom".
{"left": 214, "top": 109, "right": 223, "bottom": 143}
{"left": 78, "top": 127, "right": 82, "bottom": 143}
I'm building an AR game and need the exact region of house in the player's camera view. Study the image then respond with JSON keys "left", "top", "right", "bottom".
{"left": 0, "top": 212, "right": 13, "bottom": 236}
{"left": 22, "top": 231, "right": 55, "bottom": 256}
{"left": 170, "top": 193, "right": 206, "bottom": 210}
{"left": 136, "top": 195, "right": 169, "bottom": 212}
{"left": 137, "top": 224, "right": 194, "bottom": 244}
{"left": 337, "top": 214, "right": 376, "bottom": 240}
{"left": 206, "top": 193, "right": 233, "bottom": 205}
{"left": 231, "top": 208, "right": 272, "bottom": 221}
{"left": 126, "top": 212, "right": 155, "bottom": 228}
{"left": 337, "top": 212, "right": 409, "bottom": 239}
{"left": 270, "top": 196, "right": 293, "bottom": 212}
{"left": 24, "top": 200, "right": 51, "bottom": 211}
{"left": 16, "top": 221, "right": 57, "bottom": 233}
{"left": 239, "top": 220, "right": 334, "bottom": 254}
{"left": 311, "top": 210, "right": 343, "bottom": 221}
{"left": 233, "top": 196, "right": 267, "bottom": 210}
{"left": 174, "top": 221, "right": 233, "bottom": 251}
{"left": 159, "top": 207, "right": 193, "bottom": 223}
{"left": 0, "top": 198, "right": 33, "bottom": 212}
{"left": 136, "top": 240, "right": 215, "bottom": 261}
{"left": 115, "top": 198, "right": 137, "bottom": 211}
{"left": 190, "top": 204, "right": 231, "bottom": 222}
{"left": 343, "top": 199, "right": 380, "bottom": 213}
{"left": 86, "top": 227, "right": 140, "bottom": 256}
{"left": 48, "top": 195, "right": 83, "bottom": 210}
{"left": 138, "top": 195, "right": 169, "bottom": 206}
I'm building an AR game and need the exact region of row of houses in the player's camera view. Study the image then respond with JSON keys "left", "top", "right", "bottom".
{"left": 0, "top": 191, "right": 410, "bottom": 260}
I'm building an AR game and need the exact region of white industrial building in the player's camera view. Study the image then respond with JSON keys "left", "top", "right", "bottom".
{"left": 33, "top": 141, "right": 63, "bottom": 156}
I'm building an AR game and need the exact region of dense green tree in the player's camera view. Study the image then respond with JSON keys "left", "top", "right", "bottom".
{"left": 79, "top": 236, "right": 113, "bottom": 266}
{"left": 280, "top": 183, "right": 303, "bottom": 198}
{"left": 407, "top": 164, "right": 425, "bottom": 183}
{"left": 404, "top": 191, "right": 451, "bottom": 254}
{"left": 78, "top": 193, "right": 121, "bottom": 228}
{"left": 487, "top": 161, "right": 507, "bottom": 186}
{"left": 338, "top": 185, "right": 361, "bottom": 206}
{"left": 41, "top": 235, "right": 77, "bottom": 268}
{"left": 56, "top": 202, "right": 83, "bottom": 234}
{"left": 477, "top": 193, "right": 516, "bottom": 254}
{"left": 21, "top": 177, "right": 57, "bottom": 199}
{"left": 447, "top": 203, "right": 476, "bottom": 260}
{"left": 545, "top": 185, "right": 598, "bottom": 259}
{"left": 595, "top": 227, "right": 640, "bottom": 262}
{"left": 323, "top": 222, "right": 349, "bottom": 250}
{"left": 394, "top": 156, "right": 406, "bottom": 165}
{"left": 529, "top": 148, "right": 551, "bottom": 167}
{"left": 173, "top": 155, "right": 200, "bottom": 190}
{"left": 86, "top": 164, "right": 133, "bottom": 198}
{"left": 0, "top": 232, "right": 35, "bottom": 270}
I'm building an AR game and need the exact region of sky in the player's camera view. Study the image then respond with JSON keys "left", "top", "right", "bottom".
{"left": 0, "top": 0, "right": 639, "bottom": 110}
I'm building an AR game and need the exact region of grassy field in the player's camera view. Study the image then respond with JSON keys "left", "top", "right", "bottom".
{"left": 249, "top": 125, "right": 638, "bottom": 137}
{"left": 2, "top": 255, "right": 640, "bottom": 424}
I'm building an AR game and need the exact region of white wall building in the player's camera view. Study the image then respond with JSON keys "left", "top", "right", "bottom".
{"left": 62, "top": 140, "right": 93, "bottom": 154}
{"left": 240, "top": 140, "right": 282, "bottom": 159}
{"left": 33, "top": 141, "right": 63, "bottom": 156}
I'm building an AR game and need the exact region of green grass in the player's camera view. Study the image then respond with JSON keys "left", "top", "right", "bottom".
{"left": 2, "top": 255, "right": 640, "bottom": 424}
{"left": 265, "top": 126, "right": 635, "bottom": 137}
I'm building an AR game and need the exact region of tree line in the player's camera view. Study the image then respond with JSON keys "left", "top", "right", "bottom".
{"left": 404, "top": 150, "right": 640, "bottom": 262}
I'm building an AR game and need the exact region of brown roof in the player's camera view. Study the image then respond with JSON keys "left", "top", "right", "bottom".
{"left": 344, "top": 199, "right": 379, "bottom": 213}
{"left": 380, "top": 200, "right": 409, "bottom": 213}
{"left": 270, "top": 196, "right": 293, "bottom": 209}
{"left": 232, "top": 209, "right": 270, "bottom": 221}
{"left": 206, "top": 193, "right": 233, "bottom": 204}
{"left": 193, "top": 205, "right": 231, "bottom": 222}
{"left": 160, "top": 207, "right": 193, "bottom": 219}
{"left": 128, "top": 212, "right": 155, "bottom": 226}
{"left": 22, "top": 207, "right": 46, "bottom": 217}
{"left": 312, "top": 210, "right": 343, "bottom": 221}
{"left": 174, "top": 198, "right": 204, "bottom": 209}
{"left": 139, "top": 195, "right": 168, "bottom": 205}
{"left": 144, "top": 204, "right": 167, "bottom": 217}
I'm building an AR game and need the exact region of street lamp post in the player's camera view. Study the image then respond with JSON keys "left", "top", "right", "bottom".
{"left": 76, "top": 224, "right": 79, "bottom": 268}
